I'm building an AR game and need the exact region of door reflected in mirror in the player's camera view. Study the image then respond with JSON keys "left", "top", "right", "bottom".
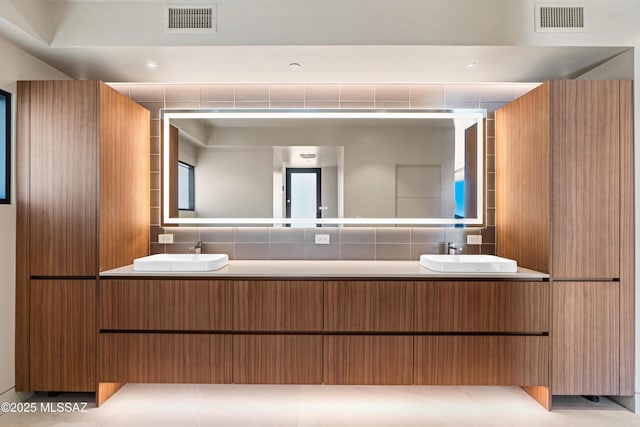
{"left": 162, "top": 110, "right": 485, "bottom": 226}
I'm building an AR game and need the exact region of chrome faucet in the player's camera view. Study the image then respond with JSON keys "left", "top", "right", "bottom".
{"left": 189, "top": 241, "right": 203, "bottom": 254}
{"left": 447, "top": 242, "right": 462, "bottom": 255}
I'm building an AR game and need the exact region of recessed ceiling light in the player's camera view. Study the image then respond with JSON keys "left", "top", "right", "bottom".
{"left": 288, "top": 62, "right": 301, "bottom": 71}
{"left": 145, "top": 60, "right": 159, "bottom": 71}
{"left": 300, "top": 152, "right": 316, "bottom": 159}
{"left": 465, "top": 61, "right": 477, "bottom": 69}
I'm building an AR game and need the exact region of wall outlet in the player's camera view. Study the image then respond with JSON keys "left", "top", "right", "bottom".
{"left": 158, "top": 233, "right": 174, "bottom": 244}
{"left": 467, "top": 235, "right": 483, "bottom": 245}
{"left": 315, "top": 234, "right": 330, "bottom": 245}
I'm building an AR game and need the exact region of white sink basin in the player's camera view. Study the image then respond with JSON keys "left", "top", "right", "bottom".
{"left": 133, "top": 254, "right": 229, "bottom": 272}
{"left": 420, "top": 254, "right": 517, "bottom": 273}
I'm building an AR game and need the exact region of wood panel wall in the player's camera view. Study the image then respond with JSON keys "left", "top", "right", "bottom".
{"left": 99, "top": 83, "right": 150, "bottom": 272}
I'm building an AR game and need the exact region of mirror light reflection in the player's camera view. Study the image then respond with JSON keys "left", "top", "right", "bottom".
{"left": 162, "top": 110, "right": 485, "bottom": 226}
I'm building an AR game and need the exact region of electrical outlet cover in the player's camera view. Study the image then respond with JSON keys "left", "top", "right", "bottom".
{"left": 315, "top": 234, "right": 330, "bottom": 245}
{"left": 158, "top": 233, "right": 174, "bottom": 244}
{"left": 467, "top": 235, "right": 483, "bottom": 245}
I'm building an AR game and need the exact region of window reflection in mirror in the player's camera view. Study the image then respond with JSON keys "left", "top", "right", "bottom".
{"left": 162, "top": 110, "right": 485, "bottom": 226}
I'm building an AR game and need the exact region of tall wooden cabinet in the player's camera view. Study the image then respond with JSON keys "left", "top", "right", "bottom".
{"left": 496, "top": 80, "right": 633, "bottom": 400}
{"left": 16, "top": 81, "right": 150, "bottom": 394}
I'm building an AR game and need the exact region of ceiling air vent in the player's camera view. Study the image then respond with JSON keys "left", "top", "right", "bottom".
{"left": 535, "top": 4, "right": 586, "bottom": 32}
{"left": 165, "top": 4, "right": 217, "bottom": 33}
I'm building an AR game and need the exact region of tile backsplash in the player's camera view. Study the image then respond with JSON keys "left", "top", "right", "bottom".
{"left": 109, "top": 82, "right": 540, "bottom": 260}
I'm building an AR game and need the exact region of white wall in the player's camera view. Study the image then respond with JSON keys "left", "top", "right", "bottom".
{"left": 0, "top": 36, "right": 69, "bottom": 407}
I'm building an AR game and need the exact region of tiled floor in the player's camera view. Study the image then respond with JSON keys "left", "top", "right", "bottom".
{"left": 0, "top": 384, "right": 638, "bottom": 426}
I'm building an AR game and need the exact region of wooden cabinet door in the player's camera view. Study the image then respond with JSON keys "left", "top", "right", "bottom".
{"left": 234, "top": 281, "right": 323, "bottom": 331}
{"left": 27, "top": 81, "right": 98, "bottom": 277}
{"left": 233, "top": 335, "right": 322, "bottom": 384}
{"left": 324, "top": 335, "right": 413, "bottom": 385}
{"left": 29, "top": 280, "right": 96, "bottom": 391}
{"left": 324, "top": 281, "right": 413, "bottom": 332}
{"left": 415, "top": 281, "right": 549, "bottom": 333}
{"left": 551, "top": 80, "right": 621, "bottom": 279}
{"left": 552, "top": 281, "right": 619, "bottom": 395}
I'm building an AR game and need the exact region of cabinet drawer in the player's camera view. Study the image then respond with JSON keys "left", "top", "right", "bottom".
{"left": 233, "top": 335, "right": 322, "bottom": 384}
{"left": 324, "top": 281, "right": 413, "bottom": 332}
{"left": 234, "top": 281, "right": 323, "bottom": 331}
{"left": 415, "top": 281, "right": 548, "bottom": 333}
{"left": 99, "top": 280, "right": 232, "bottom": 331}
{"left": 414, "top": 336, "right": 548, "bottom": 386}
{"left": 324, "top": 335, "right": 413, "bottom": 385}
{"left": 99, "top": 333, "right": 232, "bottom": 384}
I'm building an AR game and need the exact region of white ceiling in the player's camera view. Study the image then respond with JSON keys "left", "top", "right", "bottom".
{"left": 0, "top": 0, "right": 636, "bottom": 83}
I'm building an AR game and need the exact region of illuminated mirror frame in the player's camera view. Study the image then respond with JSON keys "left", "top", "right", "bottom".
{"left": 162, "top": 109, "right": 485, "bottom": 226}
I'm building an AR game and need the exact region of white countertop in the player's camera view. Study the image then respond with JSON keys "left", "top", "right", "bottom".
{"left": 100, "top": 260, "right": 549, "bottom": 280}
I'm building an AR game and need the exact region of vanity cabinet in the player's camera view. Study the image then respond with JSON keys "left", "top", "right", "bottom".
{"left": 16, "top": 81, "right": 150, "bottom": 394}
{"left": 97, "top": 277, "right": 548, "bottom": 399}
{"left": 496, "top": 80, "right": 633, "bottom": 399}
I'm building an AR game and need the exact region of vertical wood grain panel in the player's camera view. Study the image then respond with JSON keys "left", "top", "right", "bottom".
{"left": 496, "top": 84, "right": 550, "bottom": 273}
{"left": 415, "top": 281, "right": 549, "bottom": 333}
{"left": 99, "top": 280, "right": 233, "bottom": 330}
{"left": 414, "top": 336, "right": 548, "bottom": 386}
{"left": 99, "top": 333, "right": 232, "bottom": 383}
{"left": 552, "top": 282, "right": 619, "bottom": 395}
{"left": 324, "top": 281, "right": 413, "bottom": 331}
{"left": 618, "top": 80, "right": 634, "bottom": 395}
{"left": 234, "top": 281, "right": 323, "bottom": 331}
{"left": 168, "top": 124, "right": 179, "bottom": 219}
{"left": 28, "top": 81, "right": 98, "bottom": 276}
{"left": 15, "top": 81, "right": 31, "bottom": 391}
{"left": 464, "top": 123, "right": 478, "bottom": 219}
{"left": 233, "top": 335, "right": 322, "bottom": 384}
{"left": 324, "top": 335, "right": 413, "bottom": 385}
{"left": 99, "top": 83, "right": 150, "bottom": 271}
{"left": 29, "top": 280, "right": 96, "bottom": 391}
{"left": 551, "top": 80, "right": 620, "bottom": 278}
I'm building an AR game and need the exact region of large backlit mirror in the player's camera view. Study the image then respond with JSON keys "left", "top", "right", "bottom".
{"left": 162, "top": 109, "right": 485, "bottom": 226}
